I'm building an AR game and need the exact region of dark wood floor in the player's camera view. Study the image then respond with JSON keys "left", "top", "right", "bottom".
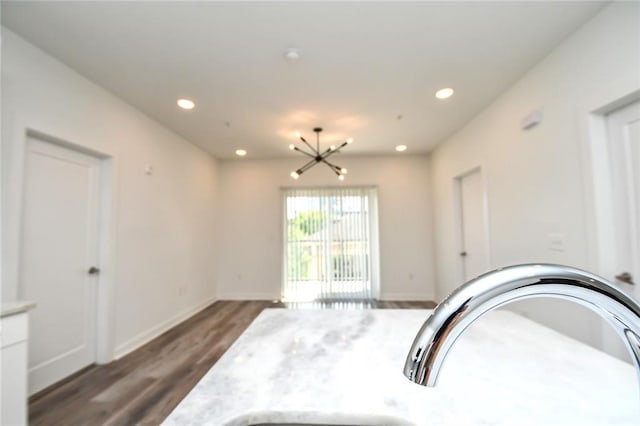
{"left": 28, "top": 299, "right": 435, "bottom": 426}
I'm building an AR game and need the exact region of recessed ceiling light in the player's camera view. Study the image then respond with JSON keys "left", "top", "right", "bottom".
{"left": 177, "top": 98, "right": 195, "bottom": 110}
{"left": 435, "top": 88, "right": 454, "bottom": 100}
{"left": 235, "top": 149, "right": 247, "bottom": 157}
{"left": 284, "top": 48, "right": 301, "bottom": 62}
{"left": 395, "top": 144, "right": 408, "bottom": 152}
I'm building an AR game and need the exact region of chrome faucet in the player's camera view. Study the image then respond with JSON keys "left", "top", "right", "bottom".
{"left": 404, "top": 263, "right": 640, "bottom": 390}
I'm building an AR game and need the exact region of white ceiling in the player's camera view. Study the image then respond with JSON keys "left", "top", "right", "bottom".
{"left": 1, "top": 1, "right": 606, "bottom": 159}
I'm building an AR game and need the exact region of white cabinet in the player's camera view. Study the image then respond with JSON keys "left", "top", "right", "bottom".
{"left": 1, "top": 303, "right": 35, "bottom": 426}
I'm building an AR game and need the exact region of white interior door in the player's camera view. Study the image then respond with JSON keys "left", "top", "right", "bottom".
{"left": 457, "top": 168, "right": 489, "bottom": 282}
{"left": 20, "top": 137, "right": 101, "bottom": 395}
{"left": 600, "top": 100, "right": 640, "bottom": 361}
{"left": 607, "top": 100, "right": 640, "bottom": 299}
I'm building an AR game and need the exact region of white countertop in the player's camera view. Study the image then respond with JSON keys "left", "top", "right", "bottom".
{"left": 165, "top": 309, "right": 639, "bottom": 426}
{"left": 0, "top": 301, "right": 36, "bottom": 318}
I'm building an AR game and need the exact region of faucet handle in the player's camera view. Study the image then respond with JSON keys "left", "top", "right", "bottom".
{"left": 616, "top": 272, "right": 635, "bottom": 286}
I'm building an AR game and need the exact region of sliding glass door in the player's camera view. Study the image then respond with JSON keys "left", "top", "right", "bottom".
{"left": 283, "top": 187, "right": 379, "bottom": 301}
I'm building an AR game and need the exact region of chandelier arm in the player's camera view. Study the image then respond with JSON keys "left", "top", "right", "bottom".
{"left": 322, "top": 161, "right": 344, "bottom": 178}
{"left": 321, "top": 149, "right": 340, "bottom": 160}
{"left": 300, "top": 138, "right": 318, "bottom": 154}
{"left": 318, "top": 148, "right": 332, "bottom": 159}
{"left": 329, "top": 165, "right": 341, "bottom": 177}
{"left": 321, "top": 159, "right": 341, "bottom": 172}
{"left": 322, "top": 160, "right": 342, "bottom": 173}
{"left": 293, "top": 146, "right": 316, "bottom": 159}
{"left": 297, "top": 159, "right": 318, "bottom": 175}
{"left": 322, "top": 142, "right": 349, "bottom": 160}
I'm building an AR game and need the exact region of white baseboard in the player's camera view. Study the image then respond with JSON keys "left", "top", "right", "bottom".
{"left": 217, "top": 292, "right": 279, "bottom": 301}
{"left": 113, "top": 297, "right": 217, "bottom": 360}
{"left": 218, "top": 292, "right": 435, "bottom": 302}
{"left": 379, "top": 292, "right": 435, "bottom": 302}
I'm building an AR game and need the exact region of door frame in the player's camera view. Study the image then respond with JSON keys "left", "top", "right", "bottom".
{"left": 583, "top": 90, "right": 640, "bottom": 296}
{"left": 452, "top": 165, "right": 492, "bottom": 284}
{"left": 4, "top": 115, "right": 119, "bottom": 365}
{"left": 582, "top": 90, "right": 640, "bottom": 355}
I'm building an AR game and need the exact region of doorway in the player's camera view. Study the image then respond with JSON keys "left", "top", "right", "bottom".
{"left": 455, "top": 167, "right": 490, "bottom": 282}
{"left": 19, "top": 136, "right": 103, "bottom": 394}
{"left": 606, "top": 100, "right": 640, "bottom": 299}
{"left": 601, "top": 100, "right": 639, "bottom": 360}
{"left": 282, "top": 187, "right": 380, "bottom": 301}
{"left": 587, "top": 96, "right": 640, "bottom": 360}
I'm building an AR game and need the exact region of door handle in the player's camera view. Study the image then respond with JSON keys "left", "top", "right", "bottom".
{"left": 88, "top": 266, "right": 100, "bottom": 275}
{"left": 615, "top": 272, "right": 635, "bottom": 286}
{"left": 460, "top": 251, "right": 467, "bottom": 257}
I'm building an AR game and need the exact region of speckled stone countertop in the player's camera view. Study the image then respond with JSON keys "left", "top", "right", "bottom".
{"left": 165, "top": 309, "right": 638, "bottom": 426}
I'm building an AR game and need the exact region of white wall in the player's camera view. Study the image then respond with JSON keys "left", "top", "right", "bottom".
{"left": 216, "top": 155, "right": 435, "bottom": 301}
{"left": 3, "top": 1, "right": 636, "bottom": 366}
{"left": 430, "top": 2, "right": 640, "bottom": 352}
{"left": 1, "top": 29, "right": 220, "bottom": 360}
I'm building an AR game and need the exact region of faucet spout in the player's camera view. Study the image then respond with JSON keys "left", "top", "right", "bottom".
{"left": 403, "top": 264, "right": 640, "bottom": 389}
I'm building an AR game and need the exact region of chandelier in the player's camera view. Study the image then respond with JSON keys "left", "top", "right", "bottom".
{"left": 289, "top": 127, "right": 352, "bottom": 180}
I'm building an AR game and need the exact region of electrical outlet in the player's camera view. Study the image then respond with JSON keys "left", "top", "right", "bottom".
{"left": 548, "top": 233, "right": 566, "bottom": 252}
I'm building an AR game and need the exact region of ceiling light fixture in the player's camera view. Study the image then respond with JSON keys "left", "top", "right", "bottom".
{"left": 289, "top": 127, "right": 351, "bottom": 180}
{"left": 284, "top": 47, "right": 301, "bottom": 62}
{"left": 177, "top": 98, "right": 195, "bottom": 109}
{"left": 435, "top": 88, "right": 454, "bottom": 99}
{"left": 235, "top": 149, "right": 247, "bottom": 157}
{"left": 395, "top": 144, "right": 408, "bottom": 152}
